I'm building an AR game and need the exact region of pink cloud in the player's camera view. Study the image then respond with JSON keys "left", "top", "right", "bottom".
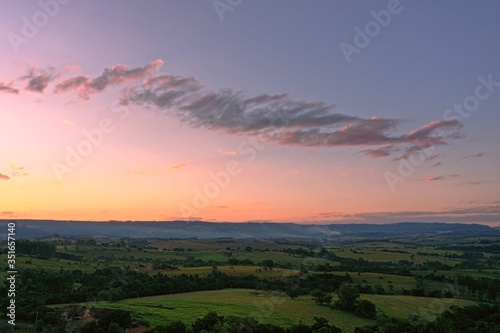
{"left": 54, "top": 59, "right": 164, "bottom": 99}
{"left": 170, "top": 160, "right": 193, "bottom": 169}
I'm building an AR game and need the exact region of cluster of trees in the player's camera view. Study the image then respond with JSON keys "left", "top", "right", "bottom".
{"left": 332, "top": 286, "right": 377, "bottom": 318}
{"left": 9, "top": 240, "right": 56, "bottom": 259}
{"left": 79, "top": 309, "right": 132, "bottom": 333}
{"left": 313, "top": 258, "right": 412, "bottom": 276}
{"left": 310, "top": 285, "right": 376, "bottom": 319}
{"left": 354, "top": 303, "right": 500, "bottom": 333}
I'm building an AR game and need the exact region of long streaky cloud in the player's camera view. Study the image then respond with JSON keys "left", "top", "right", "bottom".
{"left": 11, "top": 59, "right": 464, "bottom": 154}
{"left": 120, "top": 66, "right": 463, "bottom": 151}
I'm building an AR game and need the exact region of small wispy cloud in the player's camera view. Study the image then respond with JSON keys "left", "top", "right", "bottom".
{"left": 360, "top": 145, "right": 394, "bottom": 158}
{"left": 458, "top": 152, "right": 484, "bottom": 160}
{"left": 217, "top": 149, "right": 238, "bottom": 156}
{"left": 170, "top": 160, "right": 193, "bottom": 169}
{"left": 0, "top": 173, "right": 10, "bottom": 180}
{"left": 336, "top": 166, "right": 375, "bottom": 177}
{"left": 19, "top": 67, "right": 58, "bottom": 93}
{"left": 457, "top": 180, "right": 484, "bottom": 186}
{"left": 9, "top": 164, "right": 28, "bottom": 177}
{"left": 0, "top": 82, "right": 19, "bottom": 94}
{"left": 431, "top": 161, "right": 442, "bottom": 168}
{"left": 416, "top": 174, "right": 460, "bottom": 182}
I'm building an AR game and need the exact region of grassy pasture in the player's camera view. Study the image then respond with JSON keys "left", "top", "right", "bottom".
{"left": 147, "top": 238, "right": 302, "bottom": 251}
{"left": 154, "top": 265, "right": 299, "bottom": 278}
{"left": 361, "top": 294, "right": 477, "bottom": 320}
{"left": 67, "top": 290, "right": 477, "bottom": 332}
{"left": 334, "top": 249, "right": 412, "bottom": 262}
{"left": 83, "top": 289, "right": 375, "bottom": 332}
{"left": 349, "top": 272, "right": 417, "bottom": 291}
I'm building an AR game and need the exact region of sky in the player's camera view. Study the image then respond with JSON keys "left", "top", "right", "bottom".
{"left": 1, "top": 0, "right": 499, "bottom": 225}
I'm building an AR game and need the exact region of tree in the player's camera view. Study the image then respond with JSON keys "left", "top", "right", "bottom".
{"left": 80, "top": 321, "right": 102, "bottom": 333}
{"left": 336, "top": 285, "right": 359, "bottom": 311}
{"left": 107, "top": 322, "right": 125, "bottom": 333}
{"left": 311, "top": 290, "right": 332, "bottom": 306}
{"left": 311, "top": 317, "right": 343, "bottom": 333}
{"left": 148, "top": 320, "right": 187, "bottom": 333}
{"left": 261, "top": 259, "right": 274, "bottom": 270}
{"left": 354, "top": 300, "right": 376, "bottom": 318}
{"left": 164, "top": 320, "right": 187, "bottom": 333}
{"left": 286, "top": 288, "right": 299, "bottom": 299}
{"left": 98, "top": 310, "right": 131, "bottom": 331}
{"left": 192, "top": 312, "right": 224, "bottom": 333}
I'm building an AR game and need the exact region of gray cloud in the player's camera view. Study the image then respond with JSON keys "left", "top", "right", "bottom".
{"left": 19, "top": 67, "right": 57, "bottom": 93}
{"left": 458, "top": 152, "right": 484, "bottom": 160}
{"left": 120, "top": 68, "right": 463, "bottom": 151}
{"left": 0, "top": 82, "right": 19, "bottom": 94}
{"left": 360, "top": 145, "right": 395, "bottom": 158}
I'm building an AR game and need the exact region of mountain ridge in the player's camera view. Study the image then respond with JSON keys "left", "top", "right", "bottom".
{"left": 0, "top": 220, "right": 497, "bottom": 239}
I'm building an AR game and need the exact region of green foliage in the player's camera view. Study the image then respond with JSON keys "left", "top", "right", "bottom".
{"left": 311, "top": 290, "right": 333, "bottom": 306}
{"left": 14, "top": 240, "right": 56, "bottom": 258}
{"left": 98, "top": 309, "right": 132, "bottom": 330}
{"left": 192, "top": 311, "right": 224, "bottom": 333}
{"left": 353, "top": 300, "right": 376, "bottom": 319}
{"left": 335, "top": 285, "right": 360, "bottom": 311}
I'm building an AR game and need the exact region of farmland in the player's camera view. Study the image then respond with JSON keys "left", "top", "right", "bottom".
{"left": 1, "top": 231, "right": 500, "bottom": 332}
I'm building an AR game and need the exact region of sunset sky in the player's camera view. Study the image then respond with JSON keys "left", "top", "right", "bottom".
{"left": 1, "top": 1, "right": 499, "bottom": 225}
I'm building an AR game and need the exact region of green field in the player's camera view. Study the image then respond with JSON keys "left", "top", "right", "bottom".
{"left": 154, "top": 265, "right": 300, "bottom": 278}
{"left": 83, "top": 289, "right": 375, "bottom": 332}
{"left": 361, "top": 294, "right": 477, "bottom": 320}
{"left": 72, "top": 289, "right": 479, "bottom": 332}
{"left": 348, "top": 272, "right": 417, "bottom": 291}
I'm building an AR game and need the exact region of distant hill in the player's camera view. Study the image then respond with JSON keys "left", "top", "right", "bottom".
{"left": 0, "top": 220, "right": 497, "bottom": 240}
